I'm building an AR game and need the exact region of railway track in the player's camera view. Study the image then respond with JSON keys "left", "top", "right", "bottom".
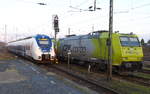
{"left": 28, "top": 59, "right": 150, "bottom": 93}
{"left": 52, "top": 65, "right": 119, "bottom": 94}
{"left": 140, "top": 69, "right": 150, "bottom": 74}
{"left": 39, "top": 62, "right": 150, "bottom": 87}
{"left": 143, "top": 61, "right": 150, "bottom": 68}
{"left": 95, "top": 71, "right": 150, "bottom": 87}
{"left": 38, "top": 64, "right": 119, "bottom": 94}
{"left": 129, "top": 75, "right": 150, "bottom": 86}
{"left": 115, "top": 74, "right": 150, "bottom": 87}
{"left": 97, "top": 70, "right": 150, "bottom": 87}
{"left": 57, "top": 63, "right": 150, "bottom": 87}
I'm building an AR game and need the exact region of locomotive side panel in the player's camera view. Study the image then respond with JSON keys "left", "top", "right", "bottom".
{"left": 58, "top": 36, "right": 97, "bottom": 63}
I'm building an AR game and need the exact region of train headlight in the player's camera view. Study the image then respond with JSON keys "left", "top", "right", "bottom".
{"left": 122, "top": 57, "right": 128, "bottom": 60}
{"left": 38, "top": 56, "right": 41, "bottom": 59}
{"left": 138, "top": 57, "right": 143, "bottom": 60}
{"left": 51, "top": 56, "right": 54, "bottom": 59}
{"left": 125, "top": 63, "right": 132, "bottom": 68}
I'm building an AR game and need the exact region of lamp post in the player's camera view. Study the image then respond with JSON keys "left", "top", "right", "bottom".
{"left": 4, "top": 24, "right": 7, "bottom": 44}
{"left": 67, "top": 50, "right": 71, "bottom": 69}
{"left": 107, "top": 0, "right": 113, "bottom": 81}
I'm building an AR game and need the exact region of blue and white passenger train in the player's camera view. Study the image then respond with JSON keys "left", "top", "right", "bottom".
{"left": 7, "top": 34, "right": 56, "bottom": 63}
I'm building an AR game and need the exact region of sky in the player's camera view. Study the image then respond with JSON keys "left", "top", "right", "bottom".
{"left": 0, "top": 0, "right": 150, "bottom": 42}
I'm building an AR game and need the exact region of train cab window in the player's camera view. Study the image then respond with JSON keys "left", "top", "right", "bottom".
{"left": 37, "top": 38, "right": 52, "bottom": 48}
{"left": 39, "top": 40, "right": 49, "bottom": 45}
{"left": 120, "top": 36, "right": 140, "bottom": 46}
{"left": 129, "top": 37, "right": 140, "bottom": 46}
{"left": 120, "top": 37, "right": 129, "bottom": 46}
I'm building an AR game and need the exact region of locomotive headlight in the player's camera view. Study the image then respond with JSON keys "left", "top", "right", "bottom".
{"left": 125, "top": 63, "right": 132, "bottom": 68}
{"left": 138, "top": 57, "right": 143, "bottom": 60}
{"left": 122, "top": 57, "right": 128, "bottom": 60}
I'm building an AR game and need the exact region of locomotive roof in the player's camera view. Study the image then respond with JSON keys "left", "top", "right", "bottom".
{"left": 59, "top": 30, "right": 138, "bottom": 41}
{"left": 60, "top": 30, "right": 108, "bottom": 40}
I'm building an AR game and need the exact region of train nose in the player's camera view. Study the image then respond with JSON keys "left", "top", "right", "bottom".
{"left": 122, "top": 47, "right": 143, "bottom": 58}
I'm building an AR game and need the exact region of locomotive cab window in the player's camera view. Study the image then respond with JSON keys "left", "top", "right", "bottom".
{"left": 120, "top": 36, "right": 140, "bottom": 46}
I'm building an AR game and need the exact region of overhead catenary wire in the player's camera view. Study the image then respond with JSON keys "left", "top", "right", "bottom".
{"left": 69, "top": 0, "right": 101, "bottom": 12}
{"left": 115, "top": 2, "right": 150, "bottom": 14}
{"left": 64, "top": 0, "right": 150, "bottom": 30}
{"left": 74, "top": 0, "right": 90, "bottom": 8}
{"left": 67, "top": 1, "right": 150, "bottom": 26}
{"left": 131, "top": 2, "right": 150, "bottom": 10}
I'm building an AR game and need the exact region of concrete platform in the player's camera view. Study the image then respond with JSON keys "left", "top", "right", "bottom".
{"left": 0, "top": 59, "right": 97, "bottom": 94}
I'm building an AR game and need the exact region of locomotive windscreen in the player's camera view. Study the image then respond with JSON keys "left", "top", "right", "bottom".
{"left": 120, "top": 36, "right": 140, "bottom": 46}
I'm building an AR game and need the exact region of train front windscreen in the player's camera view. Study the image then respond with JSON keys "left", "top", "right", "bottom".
{"left": 36, "top": 37, "right": 52, "bottom": 52}
{"left": 38, "top": 39, "right": 51, "bottom": 47}
{"left": 39, "top": 40, "right": 49, "bottom": 45}
{"left": 120, "top": 36, "right": 140, "bottom": 47}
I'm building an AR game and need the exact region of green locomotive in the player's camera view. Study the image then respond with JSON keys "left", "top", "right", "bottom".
{"left": 57, "top": 30, "right": 143, "bottom": 72}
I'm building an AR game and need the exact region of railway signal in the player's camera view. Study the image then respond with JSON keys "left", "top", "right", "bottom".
{"left": 53, "top": 15, "right": 59, "bottom": 35}
{"left": 52, "top": 15, "right": 59, "bottom": 50}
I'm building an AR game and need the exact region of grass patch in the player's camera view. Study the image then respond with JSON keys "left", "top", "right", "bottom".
{"left": 133, "top": 72, "right": 150, "bottom": 79}
{"left": 109, "top": 80, "right": 150, "bottom": 94}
